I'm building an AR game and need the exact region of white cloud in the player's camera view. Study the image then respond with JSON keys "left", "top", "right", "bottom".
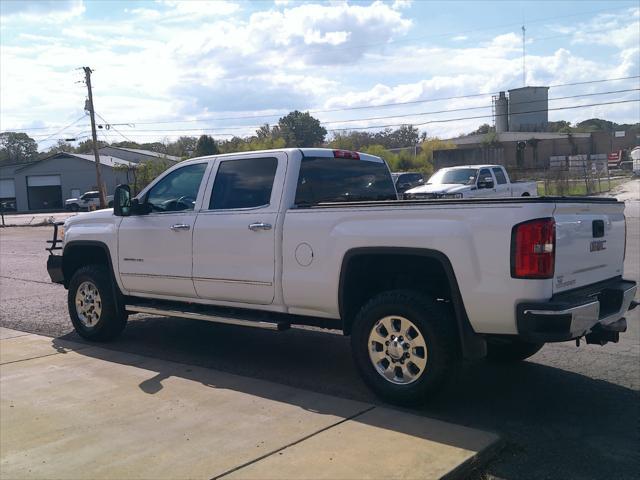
{"left": 1, "top": 1, "right": 638, "bottom": 143}
{"left": 0, "top": 0, "right": 85, "bottom": 23}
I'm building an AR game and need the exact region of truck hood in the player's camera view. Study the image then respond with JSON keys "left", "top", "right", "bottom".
{"left": 405, "top": 183, "right": 472, "bottom": 195}
{"left": 65, "top": 208, "right": 114, "bottom": 226}
{"left": 65, "top": 198, "right": 79, "bottom": 204}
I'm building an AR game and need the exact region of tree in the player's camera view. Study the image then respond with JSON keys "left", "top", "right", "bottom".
{"left": 75, "top": 139, "right": 108, "bottom": 154}
{"left": 0, "top": 132, "right": 38, "bottom": 165}
{"left": 166, "top": 136, "right": 197, "bottom": 158}
{"left": 277, "top": 111, "right": 327, "bottom": 147}
{"left": 47, "top": 140, "right": 74, "bottom": 154}
{"left": 195, "top": 135, "right": 219, "bottom": 157}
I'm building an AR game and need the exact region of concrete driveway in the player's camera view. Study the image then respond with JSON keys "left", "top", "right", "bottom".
{"left": 0, "top": 327, "right": 499, "bottom": 480}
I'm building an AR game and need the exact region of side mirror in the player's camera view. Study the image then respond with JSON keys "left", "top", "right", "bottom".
{"left": 113, "top": 184, "right": 131, "bottom": 216}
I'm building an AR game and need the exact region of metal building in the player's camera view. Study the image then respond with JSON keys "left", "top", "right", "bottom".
{"left": 508, "top": 86, "right": 549, "bottom": 132}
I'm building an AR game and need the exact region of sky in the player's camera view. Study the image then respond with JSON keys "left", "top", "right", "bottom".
{"left": 0, "top": 0, "right": 639, "bottom": 149}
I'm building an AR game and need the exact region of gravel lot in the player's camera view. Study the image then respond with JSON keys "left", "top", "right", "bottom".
{"left": 1, "top": 180, "right": 639, "bottom": 480}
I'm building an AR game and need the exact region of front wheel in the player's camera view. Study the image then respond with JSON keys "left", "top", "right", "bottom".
{"left": 68, "top": 203, "right": 79, "bottom": 212}
{"left": 485, "top": 337, "right": 543, "bottom": 362}
{"left": 351, "top": 290, "right": 459, "bottom": 405}
{"left": 68, "top": 265, "right": 127, "bottom": 341}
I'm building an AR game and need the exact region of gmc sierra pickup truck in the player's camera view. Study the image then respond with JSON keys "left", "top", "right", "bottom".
{"left": 47, "top": 148, "right": 637, "bottom": 404}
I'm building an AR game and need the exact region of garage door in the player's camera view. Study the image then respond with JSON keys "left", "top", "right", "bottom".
{"left": 27, "top": 175, "right": 61, "bottom": 187}
{"left": 0, "top": 178, "right": 15, "bottom": 197}
{"left": 27, "top": 175, "right": 62, "bottom": 210}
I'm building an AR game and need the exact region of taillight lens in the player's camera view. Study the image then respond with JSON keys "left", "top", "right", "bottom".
{"left": 511, "top": 218, "right": 555, "bottom": 279}
{"left": 333, "top": 149, "right": 360, "bottom": 159}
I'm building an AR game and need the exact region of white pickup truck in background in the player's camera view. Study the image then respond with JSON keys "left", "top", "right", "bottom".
{"left": 404, "top": 164, "right": 538, "bottom": 199}
{"left": 65, "top": 191, "right": 114, "bottom": 211}
{"left": 47, "top": 148, "right": 636, "bottom": 404}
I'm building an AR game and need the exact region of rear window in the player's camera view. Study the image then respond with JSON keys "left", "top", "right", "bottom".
{"left": 295, "top": 157, "right": 397, "bottom": 205}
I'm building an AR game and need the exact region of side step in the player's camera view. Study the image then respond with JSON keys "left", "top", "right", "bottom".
{"left": 125, "top": 301, "right": 290, "bottom": 331}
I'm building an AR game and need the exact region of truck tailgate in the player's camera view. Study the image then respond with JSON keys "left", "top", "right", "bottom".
{"left": 553, "top": 201, "right": 626, "bottom": 294}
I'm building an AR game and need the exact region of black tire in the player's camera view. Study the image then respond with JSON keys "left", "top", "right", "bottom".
{"left": 68, "top": 265, "right": 127, "bottom": 341}
{"left": 485, "top": 337, "right": 543, "bottom": 363}
{"left": 522, "top": 192, "right": 530, "bottom": 197}
{"left": 350, "top": 290, "right": 459, "bottom": 406}
{"left": 69, "top": 203, "right": 79, "bottom": 212}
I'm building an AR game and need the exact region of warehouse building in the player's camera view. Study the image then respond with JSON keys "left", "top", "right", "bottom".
{"left": 0, "top": 153, "right": 135, "bottom": 212}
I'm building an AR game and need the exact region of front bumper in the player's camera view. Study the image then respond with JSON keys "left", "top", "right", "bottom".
{"left": 517, "top": 278, "right": 637, "bottom": 343}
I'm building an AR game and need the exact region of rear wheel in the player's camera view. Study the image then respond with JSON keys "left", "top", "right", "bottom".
{"left": 68, "top": 265, "right": 127, "bottom": 341}
{"left": 351, "top": 290, "right": 459, "bottom": 405}
{"left": 486, "top": 337, "right": 543, "bottom": 362}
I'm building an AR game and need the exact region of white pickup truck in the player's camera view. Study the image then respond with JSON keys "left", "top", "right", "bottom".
{"left": 47, "top": 148, "right": 637, "bottom": 404}
{"left": 404, "top": 164, "right": 538, "bottom": 199}
{"left": 65, "top": 191, "right": 114, "bottom": 211}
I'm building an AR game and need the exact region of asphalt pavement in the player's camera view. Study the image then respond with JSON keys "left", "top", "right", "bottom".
{"left": 1, "top": 180, "right": 639, "bottom": 480}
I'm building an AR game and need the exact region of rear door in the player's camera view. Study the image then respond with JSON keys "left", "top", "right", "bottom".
{"left": 553, "top": 201, "right": 626, "bottom": 293}
{"left": 192, "top": 152, "right": 286, "bottom": 304}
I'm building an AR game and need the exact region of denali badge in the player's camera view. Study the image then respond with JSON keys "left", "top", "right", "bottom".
{"left": 590, "top": 240, "right": 606, "bottom": 252}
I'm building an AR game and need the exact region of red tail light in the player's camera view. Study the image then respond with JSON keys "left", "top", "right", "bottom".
{"left": 511, "top": 218, "right": 555, "bottom": 279}
{"left": 333, "top": 149, "right": 360, "bottom": 159}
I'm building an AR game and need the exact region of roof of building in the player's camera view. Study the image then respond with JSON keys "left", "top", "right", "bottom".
{"left": 101, "top": 146, "right": 180, "bottom": 162}
{"left": 451, "top": 131, "right": 592, "bottom": 146}
{"left": 15, "top": 152, "right": 137, "bottom": 172}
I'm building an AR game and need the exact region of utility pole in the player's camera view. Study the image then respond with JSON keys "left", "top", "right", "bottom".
{"left": 522, "top": 25, "right": 526, "bottom": 87}
{"left": 83, "top": 66, "right": 106, "bottom": 208}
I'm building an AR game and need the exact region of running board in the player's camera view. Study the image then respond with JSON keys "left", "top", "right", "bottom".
{"left": 125, "top": 304, "right": 290, "bottom": 331}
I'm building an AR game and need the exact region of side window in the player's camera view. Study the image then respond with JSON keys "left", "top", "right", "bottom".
{"left": 209, "top": 157, "right": 277, "bottom": 210}
{"left": 492, "top": 168, "right": 507, "bottom": 185}
{"left": 478, "top": 169, "right": 492, "bottom": 187}
{"left": 146, "top": 163, "right": 207, "bottom": 212}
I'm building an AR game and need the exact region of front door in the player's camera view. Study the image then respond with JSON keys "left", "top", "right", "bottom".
{"left": 118, "top": 162, "right": 208, "bottom": 297}
{"left": 471, "top": 168, "right": 497, "bottom": 198}
{"left": 192, "top": 154, "right": 284, "bottom": 304}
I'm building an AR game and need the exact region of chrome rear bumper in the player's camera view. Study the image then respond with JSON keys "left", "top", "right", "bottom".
{"left": 517, "top": 279, "right": 637, "bottom": 343}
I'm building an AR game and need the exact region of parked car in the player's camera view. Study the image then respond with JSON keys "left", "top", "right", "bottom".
{"left": 0, "top": 199, "right": 16, "bottom": 211}
{"left": 391, "top": 172, "right": 424, "bottom": 193}
{"left": 47, "top": 148, "right": 636, "bottom": 404}
{"left": 65, "top": 191, "right": 113, "bottom": 211}
{"left": 404, "top": 164, "right": 537, "bottom": 199}
{"left": 630, "top": 147, "right": 640, "bottom": 176}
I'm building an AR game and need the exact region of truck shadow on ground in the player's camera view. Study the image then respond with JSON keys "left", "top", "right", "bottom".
{"left": 52, "top": 314, "right": 639, "bottom": 480}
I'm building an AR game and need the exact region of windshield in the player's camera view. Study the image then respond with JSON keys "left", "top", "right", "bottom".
{"left": 428, "top": 168, "right": 478, "bottom": 185}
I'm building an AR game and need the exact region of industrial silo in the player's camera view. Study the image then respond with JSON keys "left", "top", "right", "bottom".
{"left": 508, "top": 86, "right": 549, "bottom": 132}
{"left": 494, "top": 91, "right": 509, "bottom": 133}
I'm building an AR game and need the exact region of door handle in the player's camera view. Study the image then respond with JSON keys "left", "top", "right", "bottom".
{"left": 248, "top": 222, "right": 272, "bottom": 231}
{"left": 170, "top": 224, "right": 191, "bottom": 231}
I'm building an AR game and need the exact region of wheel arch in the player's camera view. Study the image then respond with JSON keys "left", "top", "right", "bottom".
{"left": 63, "top": 240, "right": 125, "bottom": 312}
{"left": 338, "top": 247, "right": 486, "bottom": 359}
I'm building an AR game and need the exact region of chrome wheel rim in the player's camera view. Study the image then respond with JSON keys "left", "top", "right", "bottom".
{"left": 367, "top": 315, "right": 428, "bottom": 385}
{"left": 75, "top": 281, "right": 102, "bottom": 327}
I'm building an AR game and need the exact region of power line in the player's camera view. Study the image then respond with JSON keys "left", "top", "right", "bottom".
{"left": 78, "top": 89, "right": 638, "bottom": 134}
{"left": 328, "top": 98, "right": 640, "bottom": 132}
{"left": 33, "top": 97, "right": 640, "bottom": 142}
{"left": 11, "top": 75, "right": 640, "bottom": 135}
{"left": 94, "top": 112, "right": 136, "bottom": 144}
{"left": 32, "top": 115, "right": 87, "bottom": 143}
